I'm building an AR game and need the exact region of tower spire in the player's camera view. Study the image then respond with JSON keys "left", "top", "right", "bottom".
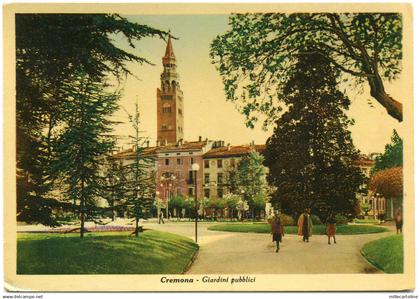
{"left": 163, "top": 33, "right": 176, "bottom": 65}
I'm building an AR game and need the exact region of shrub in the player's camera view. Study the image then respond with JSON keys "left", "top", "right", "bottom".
{"left": 335, "top": 214, "right": 348, "bottom": 224}
{"left": 310, "top": 214, "right": 322, "bottom": 225}
{"left": 280, "top": 214, "right": 295, "bottom": 226}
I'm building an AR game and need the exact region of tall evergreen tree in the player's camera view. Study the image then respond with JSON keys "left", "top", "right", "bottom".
{"left": 51, "top": 73, "right": 118, "bottom": 237}
{"left": 265, "top": 52, "right": 364, "bottom": 221}
{"left": 124, "top": 102, "right": 156, "bottom": 237}
{"left": 16, "top": 14, "right": 167, "bottom": 225}
{"left": 103, "top": 156, "right": 127, "bottom": 221}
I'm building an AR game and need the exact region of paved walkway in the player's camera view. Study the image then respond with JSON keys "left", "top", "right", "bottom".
{"left": 17, "top": 220, "right": 393, "bottom": 274}
{"left": 142, "top": 221, "right": 392, "bottom": 274}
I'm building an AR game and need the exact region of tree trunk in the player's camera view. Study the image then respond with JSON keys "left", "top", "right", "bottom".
{"left": 368, "top": 74, "right": 402, "bottom": 122}
{"left": 135, "top": 216, "right": 139, "bottom": 237}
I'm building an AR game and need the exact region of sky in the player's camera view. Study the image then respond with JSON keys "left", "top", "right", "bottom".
{"left": 111, "top": 14, "right": 405, "bottom": 155}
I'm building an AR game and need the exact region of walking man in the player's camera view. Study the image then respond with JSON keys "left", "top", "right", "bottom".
{"left": 159, "top": 210, "right": 165, "bottom": 224}
{"left": 298, "top": 208, "right": 313, "bottom": 242}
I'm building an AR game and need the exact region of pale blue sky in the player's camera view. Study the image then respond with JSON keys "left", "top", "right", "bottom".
{"left": 111, "top": 14, "right": 403, "bottom": 154}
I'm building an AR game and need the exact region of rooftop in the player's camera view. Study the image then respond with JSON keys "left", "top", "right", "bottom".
{"left": 203, "top": 144, "right": 266, "bottom": 159}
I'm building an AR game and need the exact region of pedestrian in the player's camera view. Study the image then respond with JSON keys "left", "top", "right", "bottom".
{"left": 395, "top": 208, "right": 403, "bottom": 234}
{"left": 270, "top": 215, "right": 284, "bottom": 253}
{"left": 298, "top": 208, "right": 313, "bottom": 242}
{"left": 159, "top": 210, "right": 165, "bottom": 224}
{"left": 325, "top": 211, "right": 337, "bottom": 245}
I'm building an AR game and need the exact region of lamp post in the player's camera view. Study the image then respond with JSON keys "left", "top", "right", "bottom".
{"left": 192, "top": 163, "right": 200, "bottom": 243}
{"left": 160, "top": 174, "right": 176, "bottom": 219}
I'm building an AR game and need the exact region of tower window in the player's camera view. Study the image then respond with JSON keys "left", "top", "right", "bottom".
{"left": 163, "top": 107, "right": 171, "bottom": 113}
{"left": 162, "top": 95, "right": 172, "bottom": 100}
{"left": 161, "top": 124, "right": 167, "bottom": 130}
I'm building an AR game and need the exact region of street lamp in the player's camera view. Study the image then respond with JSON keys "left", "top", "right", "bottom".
{"left": 192, "top": 163, "right": 200, "bottom": 243}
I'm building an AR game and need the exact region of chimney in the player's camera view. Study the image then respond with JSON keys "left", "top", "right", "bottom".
{"left": 199, "top": 136, "right": 202, "bottom": 142}
{"left": 146, "top": 140, "right": 150, "bottom": 148}
{"left": 156, "top": 140, "right": 160, "bottom": 147}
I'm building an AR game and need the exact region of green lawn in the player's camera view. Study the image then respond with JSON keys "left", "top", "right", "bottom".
{"left": 17, "top": 230, "right": 198, "bottom": 274}
{"left": 361, "top": 234, "right": 403, "bottom": 273}
{"left": 208, "top": 223, "right": 388, "bottom": 235}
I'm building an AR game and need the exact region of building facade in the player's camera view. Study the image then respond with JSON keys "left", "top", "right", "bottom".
{"left": 202, "top": 143, "right": 266, "bottom": 199}
{"left": 156, "top": 37, "right": 184, "bottom": 145}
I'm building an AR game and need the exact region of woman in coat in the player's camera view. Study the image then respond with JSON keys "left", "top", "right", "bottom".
{"left": 297, "top": 209, "right": 313, "bottom": 242}
{"left": 271, "top": 215, "right": 284, "bottom": 252}
{"left": 325, "top": 211, "right": 337, "bottom": 244}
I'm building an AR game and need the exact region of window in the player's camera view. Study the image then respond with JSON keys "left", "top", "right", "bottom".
{"left": 204, "top": 174, "right": 210, "bottom": 184}
{"left": 230, "top": 159, "right": 236, "bottom": 167}
{"left": 161, "top": 124, "right": 167, "bottom": 130}
{"left": 188, "top": 170, "right": 194, "bottom": 184}
{"left": 217, "top": 159, "right": 223, "bottom": 168}
{"left": 217, "top": 188, "right": 224, "bottom": 198}
{"left": 204, "top": 189, "right": 210, "bottom": 198}
{"left": 177, "top": 158, "right": 182, "bottom": 165}
{"left": 162, "top": 95, "right": 172, "bottom": 100}
{"left": 163, "top": 107, "right": 171, "bottom": 113}
{"left": 204, "top": 160, "right": 210, "bottom": 168}
{"left": 217, "top": 173, "right": 223, "bottom": 185}
{"left": 188, "top": 187, "right": 194, "bottom": 196}
{"left": 165, "top": 159, "right": 170, "bottom": 166}
{"left": 190, "top": 157, "right": 194, "bottom": 164}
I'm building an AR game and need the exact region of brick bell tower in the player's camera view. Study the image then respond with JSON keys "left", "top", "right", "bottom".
{"left": 157, "top": 35, "right": 184, "bottom": 145}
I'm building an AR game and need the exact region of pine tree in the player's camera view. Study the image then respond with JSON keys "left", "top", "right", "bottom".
{"left": 124, "top": 102, "right": 156, "bottom": 237}
{"left": 264, "top": 52, "right": 364, "bottom": 221}
{"left": 16, "top": 14, "right": 167, "bottom": 225}
{"left": 371, "top": 130, "right": 403, "bottom": 175}
{"left": 103, "top": 156, "right": 127, "bottom": 221}
{"left": 51, "top": 73, "right": 118, "bottom": 237}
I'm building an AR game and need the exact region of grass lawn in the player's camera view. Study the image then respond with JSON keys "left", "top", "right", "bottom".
{"left": 17, "top": 230, "right": 198, "bottom": 274}
{"left": 208, "top": 223, "right": 388, "bottom": 235}
{"left": 361, "top": 234, "right": 403, "bottom": 273}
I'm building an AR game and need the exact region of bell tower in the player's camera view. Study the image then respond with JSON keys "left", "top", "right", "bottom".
{"left": 157, "top": 35, "right": 184, "bottom": 145}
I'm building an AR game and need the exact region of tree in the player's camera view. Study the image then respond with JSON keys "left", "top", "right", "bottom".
{"left": 124, "top": 102, "right": 156, "bottom": 237}
{"left": 237, "top": 150, "right": 268, "bottom": 219}
{"left": 51, "top": 73, "right": 118, "bottom": 238}
{"left": 103, "top": 156, "right": 127, "bottom": 221}
{"left": 16, "top": 14, "right": 167, "bottom": 225}
{"left": 264, "top": 52, "right": 364, "bottom": 221}
{"left": 371, "top": 130, "right": 403, "bottom": 174}
{"left": 369, "top": 167, "right": 403, "bottom": 199}
{"left": 210, "top": 13, "right": 403, "bottom": 127}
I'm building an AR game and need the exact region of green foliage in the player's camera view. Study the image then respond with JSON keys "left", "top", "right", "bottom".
{"left": 280, "top": 214, "right": 295, "bottom": 226}
{"left": 371, "top": 130, "right": 403, "bottom": 175}
{"left": 237, "top": 150, "right": 268, "bottom": 214}
{"left": 124, "top": 102, "right": 156, "bottom": 236}
{"left": 210, "top": 13, "right": 403, "bottom": 125}
{"left": 17, "top": 231, "right": 198, "bottom": 274}
{"left": 103, "top": 157, "right": 128, "bottom": 220}
{"left": 335, "top": 214, "right": 349, "bottom": 224}
{"left": 16, "top": 14, "right": 166, "bottom": 226}
{"left": 361, "top": 234, "right": 403, "bottom": 273}
{"left": 310, "top": 214, "right": 322, "bottom": 225}
{"left": 264, "top": 52, "right": 364, "bottom": 221}
{"left": 360, "top": 202, "right": 372, "bottom": 216}
{"left": 208, "top": 223, "right": 388, "bottom": 235}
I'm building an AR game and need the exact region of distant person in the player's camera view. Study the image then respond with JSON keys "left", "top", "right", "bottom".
{"left": 395, "top": 209, "right": 403, "bottom": 234}
{"left": 325, "top": 211, "right": 337, "bottom": 245}
{"left": 159, "top": 210, "right": 165, "bottom": 224}
{"left": 298, "top": 209, "right": 313, "bottom": 242}
{"left": 270, "top": 215, "right": 284, "bottom": 253}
